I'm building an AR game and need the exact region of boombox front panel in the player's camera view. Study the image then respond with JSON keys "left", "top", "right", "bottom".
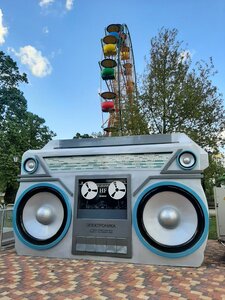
{"left": 14, "top": 134, "right": 209, "bottom": 267}
{"left": 72, "top": 175, "right": 132, "bottom": 258}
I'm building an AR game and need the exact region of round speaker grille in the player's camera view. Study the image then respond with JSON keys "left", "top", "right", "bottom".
{"left": 22, "top": 192, "right": 64, "bottom": 240}
{"left": 177, "top": 151, "right": 196, "bottom": 169}
{"left": 135, "top": 183, "right": 207, "bottom": 255}
{"left": 142, "top": 191, "right": 198, "bottom": 246}
{"left": 14, "top": 184, "right": 72, "bottom": 249}
{"left": 23, "top": 158, "right": 38, "bottom": 174}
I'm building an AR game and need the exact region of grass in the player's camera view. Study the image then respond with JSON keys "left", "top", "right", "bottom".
{"left": 209, "top": 216, "right": 217, "bottom": 240}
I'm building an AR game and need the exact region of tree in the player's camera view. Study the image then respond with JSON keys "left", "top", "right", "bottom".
{"left": 203, "top": 154, "right": 225, "bottom": 206}
{"left": 0, "top": 87, "right": 28, "bottom": 203}
{"left": 21, "top": 112, "right": 55, "bottom": 149}
{"left": 139, "top": 28, "right": 225, "bottom": 203}
{"left": 0, "top": 109, "right": 55, "bottom": 203}
{"left": 0, "top": 51, "right": 28, "bottom": 88}
{"left": 73, "top": 132, "right": 93, "bottom": 139}
{"left": 139, "top": 28, "right": 225, "bottom": 152}
{"left": 0, "top": 51, "right": 55, "bottom": 203}
{"left": 122, "top": 95, "right": 149, "bottom": 135}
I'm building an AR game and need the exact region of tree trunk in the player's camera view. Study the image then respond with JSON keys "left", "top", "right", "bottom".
{"left": 4, "top": 184, "right": 18, "bottom": 204}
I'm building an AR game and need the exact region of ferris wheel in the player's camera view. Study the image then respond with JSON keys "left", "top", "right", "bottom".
{"left": 99, "top": 24, "right": 137, "bottom": 135}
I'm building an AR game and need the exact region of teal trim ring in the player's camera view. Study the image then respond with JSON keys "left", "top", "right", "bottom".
{"left": 133, "top": 181, "right": 209, "bottom": 258}
{"left": 13, "top": 183, "right": 72, "bottom": 250}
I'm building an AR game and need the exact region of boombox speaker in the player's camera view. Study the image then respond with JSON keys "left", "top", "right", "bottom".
{"left": 13, "top": 133, "right": 209, "bottom": 267}
{"left": 14, "top": 184, "right": 72, "bottom": 250}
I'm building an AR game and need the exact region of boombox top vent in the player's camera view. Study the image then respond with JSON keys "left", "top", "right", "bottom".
{"left": 48, "top": 134, "right": 173, "bottom": 149}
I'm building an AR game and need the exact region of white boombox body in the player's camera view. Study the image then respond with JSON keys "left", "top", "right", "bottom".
{"left": 13, "top": 134, "right": 209, "bottom": 267}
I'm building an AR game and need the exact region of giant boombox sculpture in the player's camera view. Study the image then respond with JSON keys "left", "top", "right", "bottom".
{"left": 13, "top": 134, "right": 209, "bottom": 267}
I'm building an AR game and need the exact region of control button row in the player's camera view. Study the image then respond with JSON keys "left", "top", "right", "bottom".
{"left": 75, "top": 236, "right": 128, "bottom": 254}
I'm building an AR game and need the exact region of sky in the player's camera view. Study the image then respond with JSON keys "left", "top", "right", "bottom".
{"left": 0, "top": 0, "right": 224, "bottom": 140}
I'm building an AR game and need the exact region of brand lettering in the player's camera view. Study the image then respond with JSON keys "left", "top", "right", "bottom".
{"left": 87, "top": 223, "right": 116, "bottom": 228}
{"left": 99, "top": 187, "right": 107, "bottom": 193}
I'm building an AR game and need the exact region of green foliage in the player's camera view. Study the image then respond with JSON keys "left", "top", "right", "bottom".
{"left": 73, "top": 132, "right": 93, "bottom": 139}
{"left": 0, "top": 51, "right": 55, "bottom": 203}
{"left": 139, "top": 28, "right": 225, "bottom": 152}
{"left": 122, "top": 95, "right": 149, "bottom": 136}
{"left": 21, "top": 112, "right": 55, "bottom": 149}
{"left": 209, "top": 216, "right": 217, "bottom": 240}
{"left": 73, "top": 132, "right": 106, "bottom": 139}
{"left": 138, "top": 28, "right": 225, "bottom": 204}
{"left": 0, "top": 51, "right": 28, "bottom": 88}
{"left": 203, "top": 154, "right": 225, "bottom": 205}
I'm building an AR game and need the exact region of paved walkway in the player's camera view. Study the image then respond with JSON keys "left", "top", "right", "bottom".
{"left": 0, "top": 240, "right": 225, "bottom": 299}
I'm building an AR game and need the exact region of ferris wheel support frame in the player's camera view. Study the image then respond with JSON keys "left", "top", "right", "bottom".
{"left": 99, "top": 23, "right": 138, "bottom": 136}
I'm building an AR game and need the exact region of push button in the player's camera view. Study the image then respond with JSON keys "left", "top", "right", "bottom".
{"left": 86, "top": 237, "right": 96, "bottom": 252}
{"left": 95, "top": 237, "right": 107, "bottom": 253}
{"left": 106, "top": 237, "right": 116, "bottom": 253}
{"left": 116, "top": 238, "right": 128, "bottom": 254}
{"left": 76, "top": 236, "right": 86, "bottom": 252}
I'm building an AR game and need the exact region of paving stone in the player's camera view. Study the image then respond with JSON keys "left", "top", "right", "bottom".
{"left": 0, "top": 240, "right": 225, "bottom": 299}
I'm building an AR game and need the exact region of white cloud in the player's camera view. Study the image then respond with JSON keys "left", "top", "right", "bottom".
{"left": 39, "top": 0, "right": 55, "bottom": 7}
{"left": 50, "top": 48, "right": 62, "bottom": 59}
{"left": 0, "top": 9, "right": 8, "bottom": 45}
{"left": 14, "top": 46, "right": 52, "bottom": 77}
{"left": 43, "top": 26, "right": 49, "bottom": 34}
{"left": 65, "top": 0, "right": 73, "bottom": 10}
{"left": 39, "top": 0, "right": 74, "bottom": 12}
